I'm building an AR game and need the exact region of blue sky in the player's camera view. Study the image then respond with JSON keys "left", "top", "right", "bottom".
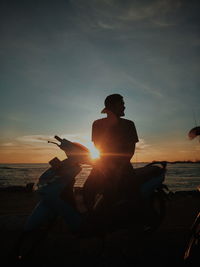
{"left": 0, "top": 0, "right": 200, "bottom": 163}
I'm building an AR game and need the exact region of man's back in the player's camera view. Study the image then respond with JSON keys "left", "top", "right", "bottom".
{"left": 92, "top": 117, "right": 138, "bottom": 162}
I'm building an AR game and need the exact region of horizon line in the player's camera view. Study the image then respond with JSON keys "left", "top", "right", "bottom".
{"left": 0, "top": 160, "right": 200, "bottom": 164}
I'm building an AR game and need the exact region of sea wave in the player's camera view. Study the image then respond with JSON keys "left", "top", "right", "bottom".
{"left": 0, "top": 166, "right": 18, "bottom": 170}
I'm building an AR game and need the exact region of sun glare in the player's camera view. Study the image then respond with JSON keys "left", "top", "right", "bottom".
{"left": 90, "top": 147, "right": 100, "bottom": 159}
{"left": 87, "top": 143, "right": 100, "bottom": 159}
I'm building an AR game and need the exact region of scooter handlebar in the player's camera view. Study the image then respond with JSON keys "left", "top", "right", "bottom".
{"left": 146, "top": 161, "right": 167, "bottom": 169}
{"left": 54, "top": 135, "right": 63, "bottom": 142}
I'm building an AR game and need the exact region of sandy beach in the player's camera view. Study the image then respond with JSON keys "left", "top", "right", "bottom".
{"left": 0, "top": 188, "right": 199, "bottom": 266}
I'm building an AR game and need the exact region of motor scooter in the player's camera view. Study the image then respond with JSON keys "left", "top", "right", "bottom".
{"left": 10, "top": 135, "right": 170, "bottom": 261}
{"left": 83, "top": 158, "right": 169, "bottom": 234}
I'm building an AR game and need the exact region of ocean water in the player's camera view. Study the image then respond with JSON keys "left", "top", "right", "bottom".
{"left": 0, "top": 162, "right": 200, "bottom": 193}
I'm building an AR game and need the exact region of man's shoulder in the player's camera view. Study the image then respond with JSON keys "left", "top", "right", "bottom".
{"left": 92, "top": 118, "right": 107, "bottom": 130}
{"left": 93, "top": 118, "right": 107, "bottom": 125}
{"left": 93, "top": 118, "right": 135, "bottom": 127}
{"left": 119, "top": 118, "right": 135, "bottom": 125}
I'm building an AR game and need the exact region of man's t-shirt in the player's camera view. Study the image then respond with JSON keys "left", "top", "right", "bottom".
{"left": 92, "top": 117, "right": 139, "bottom": 161}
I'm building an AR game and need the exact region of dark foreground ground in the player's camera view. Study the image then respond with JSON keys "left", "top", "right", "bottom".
{"left": 0, "top": 189, "right": 199, "bottom": 266}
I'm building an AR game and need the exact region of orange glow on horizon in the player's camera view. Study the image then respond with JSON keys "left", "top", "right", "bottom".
{"left": 0, "top": 137, "right": 199, "bottom": 163}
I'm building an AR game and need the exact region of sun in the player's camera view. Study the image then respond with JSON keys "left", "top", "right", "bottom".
{"left": 74, "top": 139, "right": 100, "bottom": 161}
{"left": 89, "top": 146, "right": 100, "bottom": 159}
{"left": 85, "top": 142, "right": 100, "bottom": 159}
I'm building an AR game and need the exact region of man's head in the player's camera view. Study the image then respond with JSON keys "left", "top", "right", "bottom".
{"left": 101, "top": 94, "right": 125, "bottom": 117}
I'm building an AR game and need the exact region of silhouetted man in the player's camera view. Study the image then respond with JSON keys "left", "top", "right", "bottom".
{"left": 92, "top": 94, "right": 138, "bottom": 165}
{"left": 83, "top": 94, "right": 139, "bottom": 209}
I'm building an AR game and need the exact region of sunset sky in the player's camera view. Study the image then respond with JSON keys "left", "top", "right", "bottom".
{"left": 1, "top": 0, "right": 200, "bottom": 163}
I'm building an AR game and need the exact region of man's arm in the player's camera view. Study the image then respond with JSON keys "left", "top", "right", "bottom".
{"left": 120, "top": 120, "right": 139, "bottom": 160}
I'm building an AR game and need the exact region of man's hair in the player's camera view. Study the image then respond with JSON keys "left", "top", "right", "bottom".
{"left": 104, "top": 94, "right": 123, "bottom": 109}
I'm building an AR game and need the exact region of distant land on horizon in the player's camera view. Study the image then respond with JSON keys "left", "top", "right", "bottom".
{"left": 144, "top": 160, "right": 200, "bottom": 164}
{"left": 1, "top": 160, "right": 200, "bottom": 165}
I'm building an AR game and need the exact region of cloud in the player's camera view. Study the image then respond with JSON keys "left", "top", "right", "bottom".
{"left": 16, "top": 135, "right": 52, "bottom": 143}
{"left": 70, "top": 0, "right": 182, "bottom": 30}
{"left": 0, "top": 135, "right": 53, "bottom": 150}
{"left": 121, "top": 71, "right": 164, "bottom": 98}
{"left": 1, "top": 133, "right": 91, "bottom": 148}
{"left": 136, "top": 138, "right": 151, "bottom": 151}
{"left": 0, "top": 133, "right": 92, "bottom": 163}
{"left": 1, "top": 143, "right": 15, "bottom": 147}
{"left": 119, "top": 0, "right": 181, "bottom": 22}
